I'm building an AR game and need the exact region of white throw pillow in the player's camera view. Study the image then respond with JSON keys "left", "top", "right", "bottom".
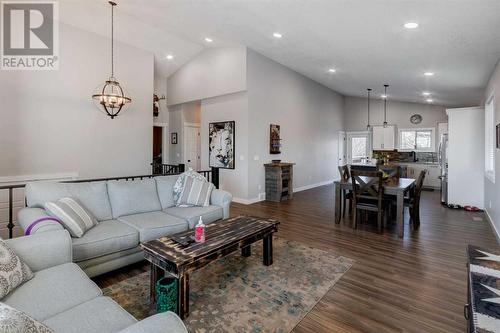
{"left": 44, "top": 197, "right": 98, "bottom": 238}
{"left": 177, "top": 177, "right": 214, "bottom": 207}
{"left": 0, "top": 241, "right": 33, "bottom": 299}
{"left": 0, "top": 302, "right": 53, "bottom": 332}
{"left": 173, "top": 169, "right": 209, "bottom": 205}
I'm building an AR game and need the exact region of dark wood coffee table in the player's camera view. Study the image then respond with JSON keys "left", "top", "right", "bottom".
{"left": 141, "top": 215, "right": 280, "bottom": 319}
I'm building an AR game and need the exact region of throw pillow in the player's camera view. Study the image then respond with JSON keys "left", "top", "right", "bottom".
{"left": 177, "top": 176, "right": 215, "bottom": 207}
{"left": 173, "top": 168, "right": 208, "bottom": 204}
{"left": 0, "top": 241, "right": 33, "bottom": 299}
{"left": 0, "top": 302, "right": 53, "bottom": 333}
{"left": 44, "top": 197, "right": 98, "bottom": 238}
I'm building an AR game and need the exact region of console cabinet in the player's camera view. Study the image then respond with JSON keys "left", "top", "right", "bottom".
{"left": 264, "top": 163, "right": 294, "bottom": 202}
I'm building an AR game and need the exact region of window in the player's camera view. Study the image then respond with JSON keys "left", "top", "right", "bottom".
{"left": 347, "top": 132, "right": 370, "bottom": 163}
{"left": 398, "top": 128, "right": 435, "bottom": 151}
{"left": 485, "top": 95, "right": 495, "bottom": 183}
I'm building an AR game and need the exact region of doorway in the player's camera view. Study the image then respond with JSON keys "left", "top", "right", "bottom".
{"left": 183, "top": 124, "right": 201, "bottom": 170}
{"left": 153, "top": 126, "right": 163, "bottom": 165}
{"left": 346, "top": 131, "right": 371, "bottom": 163}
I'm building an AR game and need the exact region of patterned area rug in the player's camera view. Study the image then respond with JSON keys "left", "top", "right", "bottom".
{"left": 103, "top": 238, "right": 353, "bottom": 333}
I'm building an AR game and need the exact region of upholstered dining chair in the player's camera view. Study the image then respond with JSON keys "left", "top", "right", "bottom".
{"left": 405, "top": 170, "right": 426, "bottom": 230}
{"left": 350, "top": 170, "right": 385, "bottom": 233}
{"left": 338, "top": 165, "right": 352, "bottom": 217}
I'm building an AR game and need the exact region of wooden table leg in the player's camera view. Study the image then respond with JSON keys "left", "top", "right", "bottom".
{"left": 397, "top": 191, "right": 404, "bottom": 238}
{"left": 150, "top": 263, "right": 163, "bottom": 305}
{"left": 334, "top": 182, "right": 341, "bottom": 224}
{"left": 178, "top": 274, "right": 189, "bottom": 319}
{"left": 263, "top": 234, "right": 273, "bottom": 266}
{"left": 241, "top": 245, "right": 251, "bottom": 257}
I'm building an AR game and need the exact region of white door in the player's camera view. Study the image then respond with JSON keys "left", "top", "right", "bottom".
{"left": 338, "top": 131, "right": 346, "bottom": 165}
{"left": 184, "top": 125, "right": 200, "bottom": 170}
{"left": 347, "top": 132, "right": 370, "bottom": 163}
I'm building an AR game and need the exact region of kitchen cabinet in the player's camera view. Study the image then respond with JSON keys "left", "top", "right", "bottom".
{"left": 372, "top": 125, "right": 395, "bottom": 150}
{"left": 405, "top": 163, "right": 441, "bottom": 189}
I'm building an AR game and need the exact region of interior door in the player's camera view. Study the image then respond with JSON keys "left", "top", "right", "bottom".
{"left": 346, "top": 132, "right": 370, "bottom": 163}
{"left": 152, "top": 126, "right": 163, "bottom": 164}
{"left": 184, "top": 126, "right": 200, "bottom": 170}
{"left": 338, "top": 131, "right": 346, "bottom": 165}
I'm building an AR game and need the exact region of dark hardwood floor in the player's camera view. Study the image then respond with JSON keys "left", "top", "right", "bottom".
{"left": 94, "top": 185, "right": 498, "bottom": 332}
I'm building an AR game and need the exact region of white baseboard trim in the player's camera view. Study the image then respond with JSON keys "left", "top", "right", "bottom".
{"left": 0, "top": 172, "right": 79, "bottom": 186}
{"left": 232, "top": 180, "right": 334, "bottom": 205}
{"left": 484, "top": 208, "right": 500, "bottom": 244}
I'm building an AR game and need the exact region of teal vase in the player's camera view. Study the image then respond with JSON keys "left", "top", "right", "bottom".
{"left": 156, "top": 276, "right": 178, "bottom": 313}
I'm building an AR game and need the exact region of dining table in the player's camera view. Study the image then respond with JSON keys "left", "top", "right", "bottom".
{"left": 334, "top": 176, "right": 416, "bottom": 238}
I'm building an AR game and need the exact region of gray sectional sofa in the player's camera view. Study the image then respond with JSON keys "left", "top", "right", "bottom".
{"left": 2, "top": 230, "right": 187, "bottom": 333}
{"left": 17, "top": 175, "right": 232, "bottom": 277}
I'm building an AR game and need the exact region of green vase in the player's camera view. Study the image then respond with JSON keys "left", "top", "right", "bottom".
{"left": 156, "top": 276, "right": 178, "bottom": 313}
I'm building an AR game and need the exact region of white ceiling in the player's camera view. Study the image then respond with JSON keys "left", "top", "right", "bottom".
{"left": 60, "top": 0, "right": 500, "bottom": 107}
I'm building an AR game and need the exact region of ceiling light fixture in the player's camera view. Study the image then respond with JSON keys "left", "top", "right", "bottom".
{"left": 424, "top": 72, "right": 435, "bottom": 76}
{"left": 204, "top": 37, "right": 213, "bottom": 43}
{"left": 328, "top": 68, "right": 336, "bottom": 73}
{"left": 383, "top": 84, "right": 389, "bottom": 128}
{"left": 273, "top": 32, "right": 282, "bottom": 38}
{"left": 92, "top": 1, "right": 131, "bottom": 119}
{"left": 166, "top": 54, "right": 174, "bottom": 60}
{"left": 404, "top": 22, "right": 419, "bottom": 29}
{"left": 426, "top": 99, "right": 434, "bottom": 103}
{"left": 366, "top": 88, "right": 372, "bottom": 131}
{"left": 422, "top": 92, "right": 431, "bottom": 96}
{"left": 381, "top": 94, "right": 387, "bottom": 99}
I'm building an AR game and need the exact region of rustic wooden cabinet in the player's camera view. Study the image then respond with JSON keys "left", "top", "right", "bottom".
{"left": 264, "top": 163, "right": 294, "bottom": 202}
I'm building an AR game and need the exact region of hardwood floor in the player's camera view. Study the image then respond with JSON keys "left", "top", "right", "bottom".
{"left": 94, "top": 185, "right": 498, "bottom": 332}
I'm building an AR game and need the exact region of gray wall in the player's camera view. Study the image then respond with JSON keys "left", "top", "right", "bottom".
{"left": 484, "top": 59, "right": 500, "bottom": 240}
{"left": 0, "top": 23, "right": 154, "bottom": 180}
{"left": 246, "top": 49, "right": 345, "bottom": 200}
{"left": 167, "top": 47, "right": 247, "bottom": 106}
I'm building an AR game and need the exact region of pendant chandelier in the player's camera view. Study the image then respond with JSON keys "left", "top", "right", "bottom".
{"left": 92, "top": 1, "right": 131, "bottom": 119}
{"left": 366, "top": 88, "right": 372, "bottom": 130}
{"left": 383, "top": 84, "right": 389, "bottom": 127}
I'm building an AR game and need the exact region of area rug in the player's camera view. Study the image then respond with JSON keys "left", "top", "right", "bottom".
{"left": 103, "top": 238, "right": 353, "bottom": 333}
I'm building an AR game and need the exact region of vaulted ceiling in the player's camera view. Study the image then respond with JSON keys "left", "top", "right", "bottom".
{"left": 60, "top": 0, "right": 500, "bottom": 107}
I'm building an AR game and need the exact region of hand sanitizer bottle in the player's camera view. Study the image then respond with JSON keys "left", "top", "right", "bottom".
{"left": 194, "top": 216, "right": 205, "bottom": 243}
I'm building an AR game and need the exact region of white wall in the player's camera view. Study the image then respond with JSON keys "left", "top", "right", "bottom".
{"left": 200, "top": 92, "right": 249, "bottom": 201}
{"left": 246, "top": 49, "right": 345, "bottom": 200}
{"left": 484, "top": 59, "right": 500, "bottom": 240}
{"left": 167, "top": 47, "right": 247, "bottom": 106}
{"left": 0, "top": 23, "right": 154, "bottom": 180}
{"left": 344, "top": 97, "right": 447, "bottom": 151}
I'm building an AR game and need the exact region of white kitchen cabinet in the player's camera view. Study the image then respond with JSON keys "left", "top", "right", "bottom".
{"left": 372, "top": 125, "right": 395, "bottom": 150}
{"left": 405, "top": 164, "right": 441, "bottom": 189}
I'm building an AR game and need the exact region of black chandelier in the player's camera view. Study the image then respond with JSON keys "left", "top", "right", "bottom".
{"left": 383, "top": 84, "right": 389, "bottom": 127}
{"left": 366, "top": 88, "right": 372, "bottom": 130}
{"left": 92, "top": 1, "right": 131, "bottom": 119}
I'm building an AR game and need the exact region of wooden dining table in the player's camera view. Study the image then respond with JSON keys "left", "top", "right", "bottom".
{"left": 334, "top": 176, "right": 416, "bottom": 238}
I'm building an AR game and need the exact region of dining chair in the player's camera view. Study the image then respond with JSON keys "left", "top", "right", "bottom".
{"left": 405, "top": 170, "right": 426, "bottom": 230}
{"left": 338, "top": 165, "right": 352, "bottom": 217}
{"left": 350, "top": 169, "right": 385, "bottom": 233}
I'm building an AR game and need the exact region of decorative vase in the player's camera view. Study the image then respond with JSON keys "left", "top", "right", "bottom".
{"left": 156, "top": 276, "right": 178, "bottom": 313}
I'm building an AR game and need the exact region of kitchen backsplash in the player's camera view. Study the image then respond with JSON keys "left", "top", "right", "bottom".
{"left": 415, "top": 152, "right": 438, "bottom": 163}
{"left": 373, "top": 150, "right": 437, "bottom": 163}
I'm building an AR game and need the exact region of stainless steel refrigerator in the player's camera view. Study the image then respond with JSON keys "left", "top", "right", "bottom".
{"left": 438, "top": 133, "right": 449, "bottom": 205}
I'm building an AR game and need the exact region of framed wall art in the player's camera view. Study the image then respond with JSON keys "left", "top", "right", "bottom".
{"left": 209, "top": 121, "right": 235, "bottom": 169}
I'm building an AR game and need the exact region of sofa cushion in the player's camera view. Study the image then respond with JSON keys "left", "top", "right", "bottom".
{"left": 44, "top": 198, "right": 97, "bottom": 238}
{"left": 25, "top": 181, "right": 112, "bottom": 221}
{"left": 0, "top": 302, "right": 53, "bottom": 333}
{"left": 118, "top": 312, "right": 187, "bottom": 333}
{"left": 0, "top": 240, "right": 34, "bottom": 299}
{"left": 43, "top": 297, "right": 136, "bottom": 333}
{"left": 118, "top": 211, "right": 188, "bottom": 242}
{"left": 155, "top": 175, "right": 179, "bottom": 209}
{"left": 164, "top": 206, "right": 223, "bottom": 229}
{"left": 72, "top": 220, "right": 139, "bottom": 262}
{"left": 107, "top": 179, "right": 162, "bottom": 218}
{"left": 177, "top": 177, "right": 215, "bottom": 207}
{"left": 3, "top": 263, "right": 101, "bottom": 321}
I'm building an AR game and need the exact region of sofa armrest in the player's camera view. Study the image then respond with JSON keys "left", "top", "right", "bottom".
{"left": 210, "top": 189, "right": 232, "bottom": 219}
{"left": 4, "top": 230, "right": 72, "bottom": 272}
{"left": 17, "top": 207, "right": 64, "bottom": 235}
{"left": 118, "top": 312, "right": 187, "bottom": 333}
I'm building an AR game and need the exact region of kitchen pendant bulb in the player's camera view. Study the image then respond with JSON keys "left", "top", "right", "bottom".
{"left": 383, "top": 121, "right": 388, "bottom": 128}
{"left": 367, "top": 124, "right": 371, "bottom": 131}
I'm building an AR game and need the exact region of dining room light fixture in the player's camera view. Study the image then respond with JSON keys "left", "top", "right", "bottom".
{"left": 383, "top": 84, "right": 389, "bottom": 128}
{"left": 166, "top": 54, "right": 174, "bottom": 60}
{"left": 404, "top": 22, "right": 419, "bottom": 29}
{"left": 204, "top": 37, "right": 213, "bottom": 43}
{"left": 424, "top": 72, "right": 435, "bottom": 76}
{"left": 328, "top": 68, "right": 336, "bottom": 73}
{"left": 273, "top": 32, "right": 283, "bottom": 38}
{"left": 366, "top": 88, "right": 372, "bottom": 131}
{"left": 91, "top": 1, "right": 131, "bottom": 119}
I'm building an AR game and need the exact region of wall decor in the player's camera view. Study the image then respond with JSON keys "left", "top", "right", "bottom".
{"left": 171, "top": 132, "right": 178, "bottom": 144}
{"left": 153, "top": 94, "right": 165, "bottom": 118}
{"left": 270, "top": 124, "right": 281, "bottom": 154}
{"left": 410, "top": 114, "right": 423, "bottom": 124}
{"left": 497, "top": 124, "right": 500, "bottom": 149}
{"left": 209, "top": 121, "right": 235, "bottom": 169}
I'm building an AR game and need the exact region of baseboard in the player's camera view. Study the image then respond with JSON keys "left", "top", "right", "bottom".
{"left": 484, "top": 208, "right": 500, "bottom": 244}
{"left": 0, "top": 172, "right": 79, "bottom": 186}
{"left": 232, "top": 180, "right": 334, "bottom": 205}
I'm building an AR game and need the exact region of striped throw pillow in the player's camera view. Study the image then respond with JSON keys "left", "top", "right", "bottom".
{"left": 44, "top": 197, "right": 98, "bottom": 238}
{"left": 177, "top": 177, "right": 214, "bottom": 207}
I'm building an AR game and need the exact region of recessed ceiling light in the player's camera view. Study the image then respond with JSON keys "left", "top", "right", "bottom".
{"left": 422, "top": 92, "right": 431, "bottom": 96}
{"left": 328, "top": 68, "right": 336, "bottom": 73}
{"left": 204, "top": 37, "right": 213, "bottom": 43}
{"left": 426, "top": 99, "right": 434, "bottom": 103}
{"left": 424, "top": 72, "right": 435, "bottom": 76}
{"left": 273, "top": 32, "right": 282, "bottom": 39}
{"left": 166, "top": 54, "right": 174, "bottom": 60}
{"left": 404, "top": 22, "right": 419, "bottom": 29}
{"left": 381, "top": 94, "right": 388, "bottom": 99}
